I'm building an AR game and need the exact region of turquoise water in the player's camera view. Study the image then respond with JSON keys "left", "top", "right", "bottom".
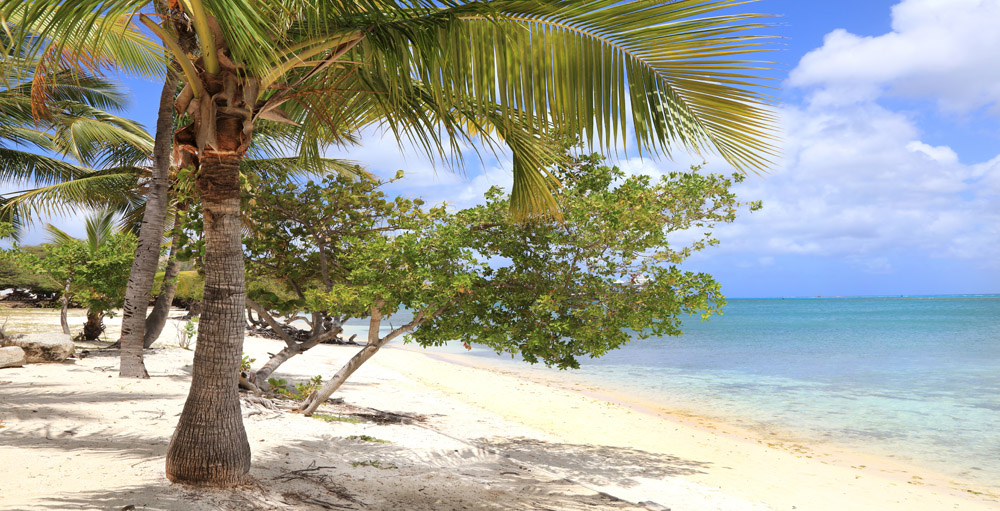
{"left": 382, "top": 296, "right": 1000, "bottom": 488}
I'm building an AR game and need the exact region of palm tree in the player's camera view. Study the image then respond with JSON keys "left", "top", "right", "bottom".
{"left": 2, "top": 1, "right": 173, "bottom": 377}
{"left": 0, "top": 66, "right": 154, "bottom": 227}
{"left": 6, "top": 0, "right": 781, "bottom": 486}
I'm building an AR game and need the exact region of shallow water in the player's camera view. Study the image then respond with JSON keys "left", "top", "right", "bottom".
{"left": 379, "top": 296, "right": 1000, "bottom": 488}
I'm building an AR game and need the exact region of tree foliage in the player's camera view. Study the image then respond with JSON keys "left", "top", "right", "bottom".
{"left": 413, "top": 155, "right": 759, "bottom": 368}
{"left": 246, "top": 150, "right": 759, "bottom": 394}
{"left": 12, "top": 213, "right": 137, "bottom": 337}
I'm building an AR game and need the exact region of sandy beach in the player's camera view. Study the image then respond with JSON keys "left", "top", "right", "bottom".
{"left": 0, "top": 309, "right": 996, "bottom": 510}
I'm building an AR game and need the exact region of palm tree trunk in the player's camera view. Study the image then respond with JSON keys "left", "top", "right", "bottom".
{"left": 83, "top": 309, "right": 104, "bottom": 341}
{"left": 59, "top": 277, "right": 71, "bottom": 335}
{"left": 119, "top": 69, "right": 179, "bottom": 378}
{"left": 165, "top": 149, "right": 250, "bottom": 486}
{"left": 143, "top": 214, "right": 183, "bottom": 348}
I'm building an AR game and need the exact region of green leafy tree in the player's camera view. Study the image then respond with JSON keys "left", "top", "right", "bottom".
{"left": 7, "top": 0, "right": 780, "bottom": 485}
{"left": 243, "top": 152, "right": 758, "bottom": 415}
{"left": 24, "top": 211, "right": 138, "bottom": 340}
{"left": 242, "top": 170, "right": 438, "bottom": 384}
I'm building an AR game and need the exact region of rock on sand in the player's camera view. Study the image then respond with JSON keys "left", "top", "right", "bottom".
{"left": 1, "top": 333, "right": 74, "bottom": 363}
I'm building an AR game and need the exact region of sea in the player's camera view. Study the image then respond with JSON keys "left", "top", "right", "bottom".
{"left": 364, "top": 295, "right": 1000, "bottom": 488}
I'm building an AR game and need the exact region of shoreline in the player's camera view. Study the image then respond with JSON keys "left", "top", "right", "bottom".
{"left": 1, "top": 308, "right": 997, "bottom": 510}
{"left": 368, "top": 343, "right": 999, "bottom": 510}
{"left": 397, "top": 332, "right": 1000, "bottom": 492}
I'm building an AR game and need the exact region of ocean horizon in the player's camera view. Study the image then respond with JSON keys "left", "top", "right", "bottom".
{"left": 362, "top": 294, "right": 1000, "bottom": 489}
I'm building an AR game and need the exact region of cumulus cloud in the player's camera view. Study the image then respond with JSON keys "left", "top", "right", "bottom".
{"left": 788, "top": 0, "right": 1000, "bottom": 114}
{"left": 706, "top": 102, "right": 1000, "bottom": 271}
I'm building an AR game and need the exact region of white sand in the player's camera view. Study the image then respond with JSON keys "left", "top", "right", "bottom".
{"left": 0, "top": 309, "right": 996, "bottom": 510}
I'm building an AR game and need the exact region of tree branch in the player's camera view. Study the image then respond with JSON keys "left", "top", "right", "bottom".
{"left": 245, "top": 297, "right": 297, "bottom": 347}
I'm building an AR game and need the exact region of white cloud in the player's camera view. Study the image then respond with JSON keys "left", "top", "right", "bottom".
{"left": 788, "top": 0, "right": 1000, "bottom": 114}
{"left": 702, "top": 101, "right": 1000, "bottom": 271}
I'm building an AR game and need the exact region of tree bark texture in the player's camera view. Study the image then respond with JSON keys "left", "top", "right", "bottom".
{"left": 165, "top": 150, "right": 250, "bottom": 486}
{"left": 143, "top": 215, "right": 183, "bottom": 348}
{"left": 83, "top": 310, "right": 104, "bottom": 341}
{"left": 119, "top": 69, "right": 179, "bottom": 378}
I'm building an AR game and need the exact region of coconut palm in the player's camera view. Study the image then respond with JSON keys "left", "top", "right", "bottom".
{"left": 2, "top": 2, "right": 173, "bottom": 378}
{"left": 0, "top": 64, "right": 154, "bottom": 234}
{"left": 5, "top": 0, "right": 781, "bottom": 486}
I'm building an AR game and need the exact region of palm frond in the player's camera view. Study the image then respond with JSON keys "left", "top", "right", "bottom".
{"left": 375, "top": 0, "right": 781, "bottom": 170}
{"left": 2, "top": 2, "right": 165, "bottom": 83}
{"left": 44, "top": 221, "right": 76, "bottom": 245}
{"left": 0, "top": 147, "right": 91, "bottom": 185}
{"left": 48, "top": 104, "right": 153, "bottom": 166}
{"left": 240, "top": 157, "right": 369, "bottom": 181}
{"left": 0, "top": 168, "right": 142, "bottom": 229}
{"left": 85, "top": 207, "right": 117, "bottom": 253}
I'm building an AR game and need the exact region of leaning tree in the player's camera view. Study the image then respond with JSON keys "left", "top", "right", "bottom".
{"left": 5, "top": 0, "right": 780, "bottom": 486}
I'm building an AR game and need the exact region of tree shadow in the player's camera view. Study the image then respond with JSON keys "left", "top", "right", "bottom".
{"left": 0, "top": 386, "right": 178, "bottom": 423}
{"left": 1, "top": 428, "right": 170, "bottom": 459}
{"left": 244, "top": 435, "right": 649, "bottom": 510}
{"left": 474, "top": 437, "right": 710, "bottom": 488}
{"left": 19, "top": 480, "right": 287, "bottom": 511}
{"left": 10, "top": 429, "right": 658, "bottom": 510}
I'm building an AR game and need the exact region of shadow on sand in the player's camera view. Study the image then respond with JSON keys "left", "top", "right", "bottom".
{"left": 475, "top": 437, "right": 710, "bottom": 488}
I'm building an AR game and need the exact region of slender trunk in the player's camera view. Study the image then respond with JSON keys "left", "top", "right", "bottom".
{"left": 83, "top": 309, "right": 104, "bottom": 341}
{"left": 254, "top": 344, "right": 303, "bottom": 383}
{"left": 59, "top": 277, "right": 71, "bottom": 335}
{"left": 119, "top": 69, "right": 179, "bottom": 378}
{"left": 300, "top": 343, "right": 383, "bottom": 415}
{"left": 245, "top": 298, "right": 341, "bottom": 384}
{"left": 299, "top": 308, "right": 386, "bottom": 415}
{"left": 143, "top": 215, "right": 183, "bottom": 348}
{"left": 247, "top": 299, "right": 344, "bottom": 387}
{"left": 165, "top": 150, "right": 250, "bottom": 486}
{"left": 299, "top": 306, "right": 434, "bottom": 415}
{"left": 253, "top": 326, "right": 341, "bottom": 384}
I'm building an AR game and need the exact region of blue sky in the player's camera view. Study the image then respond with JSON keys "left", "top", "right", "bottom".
{"left": 23, "top": 0, "right": 1000, "bottom": 297}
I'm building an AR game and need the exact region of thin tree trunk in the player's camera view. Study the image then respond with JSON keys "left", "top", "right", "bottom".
{"left": 59, "top": 277, "right": 71, "bottom": 335}
{"left": 143, "top": 214, "right": 183, "bottom": 348}
{"left": 165, "top": 150, "right": 250, "bottom": 486}
{"left": 299, "top": 342, "right": 383, "bottom": 415}
{"left": 245, "top": 298, "right": 341, "bottom": 384}
{"left": 300, "top": 305, "right": 425, "bottom": 415}
{"left": 253, "top": 326, "right": 341, "bottom": 384}
{"left": 119, "top": 68, "right": 179, "bottom": 378}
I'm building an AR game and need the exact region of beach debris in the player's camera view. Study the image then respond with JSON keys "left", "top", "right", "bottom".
{"left": 238, "top": 371, "right": 262, "bottom": 396}
{"left": 273, "top": 462, "right": 360, "bottom": 508}
{"left": 0, "top": 346, "right": 26, "bottom": 368}
{"left": 1, "top": 333, "right": 74, "bottom": 363}
{"left": 240, "top": 394, "right": 281, "bottom": 419}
